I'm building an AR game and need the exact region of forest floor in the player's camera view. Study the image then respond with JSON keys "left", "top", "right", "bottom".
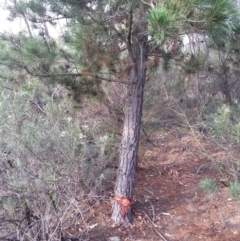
{"left": 64, "top": 129, "right": 240, "bottom": 241}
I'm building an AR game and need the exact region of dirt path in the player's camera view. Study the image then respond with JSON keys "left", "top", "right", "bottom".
{"left": 64, "top": 130, "right": 240, "bottom": 241}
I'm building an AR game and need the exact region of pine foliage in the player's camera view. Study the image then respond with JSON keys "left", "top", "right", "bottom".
{"left": 147, "top": 0, "right": 238, "bottom": 46}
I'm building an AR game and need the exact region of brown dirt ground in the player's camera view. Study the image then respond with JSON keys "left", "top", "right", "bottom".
{"left": 63, "top": 130, "right": 240, "bottom": 241}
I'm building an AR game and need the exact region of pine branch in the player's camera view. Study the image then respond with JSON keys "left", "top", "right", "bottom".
{"left": 13, "top": 0, "right": 33, "bottom": 37}
{"left": 29, "top": 16, "right": 72, "bottom": 24}
{"left": 37, "top": 72, "right": 130, "bottom": 85}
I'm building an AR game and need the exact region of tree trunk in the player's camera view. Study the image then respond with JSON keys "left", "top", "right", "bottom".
{"left": 221, "top": 77, "right": 232, "bottom": 104}
{"left": 111, "top": 9, "right": 148, "bottom": 224}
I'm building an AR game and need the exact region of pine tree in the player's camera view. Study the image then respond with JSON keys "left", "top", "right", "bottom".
{"left": 0, "top": 0, "right": 238, "bottom": 224}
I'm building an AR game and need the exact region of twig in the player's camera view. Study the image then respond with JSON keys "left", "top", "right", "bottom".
{"left": 29, "top": 99, "right": 46, "bottom": 114}
{"left": 152, "top": 227, "right": 169, "bottom": 241}
{"left": 148, "top": 200, "right": 156, "bottom": 223}
{"left": 140, "top": 210, "right": 169, "bottom": 241}
{"left": 0, "top": 85, "right": 14, "bottom": 91}
{"left": 0, "top": 231, "right": 19, "bottom": 240}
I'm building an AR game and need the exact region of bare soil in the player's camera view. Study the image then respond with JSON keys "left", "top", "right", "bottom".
{"left": 63, "top": 129, "right": 240, "bottom": 241}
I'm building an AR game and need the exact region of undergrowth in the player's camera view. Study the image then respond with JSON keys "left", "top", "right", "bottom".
{"left": 176, "top": 101, "right": 240, "bottom": 199}
{"left": 0, "top": 82, "right": 118, "bottom": 240}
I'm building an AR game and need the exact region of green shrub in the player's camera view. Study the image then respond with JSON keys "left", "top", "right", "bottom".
{"left": 199, "top": 178, "right": 217, "bottom": 194}
{"left": 229, "top": 182, "right": 240, "bottom": 198}
{"left": 199, "top": 103, "right": 240, "bottom": 184}
{"left": 0, "top": 82, "right": 118, "bottom": 240}
{"left": 207, "top": 104, "right": 240, "bottom": 145}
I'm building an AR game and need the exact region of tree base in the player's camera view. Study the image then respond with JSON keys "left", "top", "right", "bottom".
{"left": 111, "top": 202, "right": 133, "bottom": 225}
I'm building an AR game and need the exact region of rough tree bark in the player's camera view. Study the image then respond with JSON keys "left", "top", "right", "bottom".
{"left": 111, "top": 7, "right": 148, "bottom": 224}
